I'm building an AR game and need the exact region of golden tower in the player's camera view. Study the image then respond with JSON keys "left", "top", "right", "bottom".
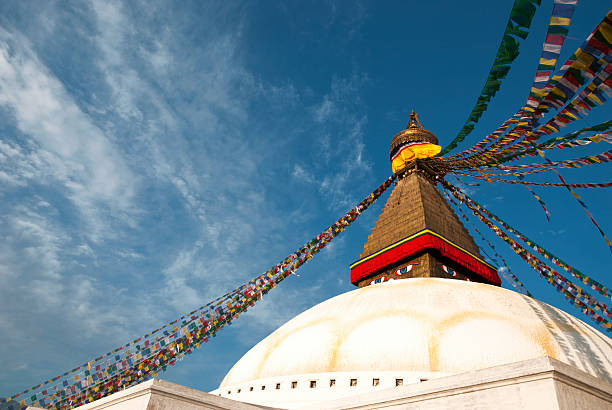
{"left": 350, "top": 112, "right": 500, "bottom": 287}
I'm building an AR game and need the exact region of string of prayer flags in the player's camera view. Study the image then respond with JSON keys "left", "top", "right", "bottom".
{"left": 6, "top": 279, "right": 261, "bottom": 406}
{"left": 439, "top": 0, "right": 542, "bottom": 155}
{"left": 523, "top": 60, "right": 612, "bottom": 141}
{"left": 545, "top": 133, "right": 612, "bottom": 150}
{"left": 448, "top": 72, "right": 612, "bottom": 168}
{"left": 474, "top": 148, "right": 612, "bottom": 171}
{"left": 555, "top": 172, "right": 612, "bottom": 253}
{"left": 444, "top": 181, "right": 611, "bottom": 302}
{"left": 450, "top": 170, "right": 612, "bottom": 189}
{"left": 566, "top": 61, "right": 612, "bottom": 111}
{"left": 8, "top": 286, "right": 243, "bottom": 404}
{"left": 533, "top": 146, "right": 612, "bottom": 253}
{"left": 443, "top": 190, "right": 531, "bottom": 296}
{"left": 443, "top": 1, "right": 578, "bottom": 161}
{"left": 534, "top": 9, "right": 612, "bottom": 117}
{"left": 484, "top": 241, "right": 532, "bottom": 297}
{"left": 9, "top": 176, "right": 397, "bottom": 410}
{"left": 443, "top": 181, "right": 612, "bottom": 331}
{"left": 526, "top": 0, "right": 577, "bottom": 102}
{"left": 470, "top": 0, "right": 580, "bottom": 156}
{"left": 494, "top": 121, "right": 612, "bottom": 164}
{"left": 480, "top": 17, "right": 612, "bottom": 163}
{"left": 445, "top": 180, "right": 594, "bottom": 301}
{"left": 486, "top": 77, "right": 612, "bottom": 164}
{"left": 524, "top": 184, "right": 551, "bottom": 221}
{"left": 444, "top": 114, "right": 521, "bottom": 161}
{"left": 446, "top": 9, "right": 612, "bottom": 169}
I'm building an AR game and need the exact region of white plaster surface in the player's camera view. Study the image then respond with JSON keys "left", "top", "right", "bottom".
{"left": 212, "top": 370, "right": 446, "bottom": 409}
{"left": 29, "top": 356, "right": 611, "bottom": 410}
{"left": 217, "top": 278, "right": 612, "bottom": 408}
{"left": 296, "top": 356, "right": 612, "bottom": 410}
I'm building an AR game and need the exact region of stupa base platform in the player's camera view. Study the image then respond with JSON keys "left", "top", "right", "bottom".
{"left": 302, "top": 356, "right": 612, "bottom": 410}
{"left": 26, "top": 379, "right": 280, "bottom": 410}
{"left": 27, "top": 356, "right": 612, "bottom": 410}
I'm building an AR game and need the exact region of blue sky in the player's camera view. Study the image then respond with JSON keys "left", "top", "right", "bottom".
{"left": 0, "top": 0, "right": 610, "bottom": 397}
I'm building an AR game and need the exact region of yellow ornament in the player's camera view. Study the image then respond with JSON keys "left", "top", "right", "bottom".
{"left": 391, "top": 142, "right": 441, "bottom": 173}
{"left": 389, "top": 111, "right": 441, "bottom": 174}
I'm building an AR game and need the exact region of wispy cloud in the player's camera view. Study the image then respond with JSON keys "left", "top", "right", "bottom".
{"left": 0, "top": 27, "right": 136, "bottom": 242}
{"left": 293, "top": 73, "right": 374, "bottom": 210}
{"left": 0, "top": 204, "right": 158, "bottom": 384}
{"left": 292, "top": 164, "right": 316, "bottom": 184}
{"left": 0, "top": 0, "right": 375, "bottom": 396}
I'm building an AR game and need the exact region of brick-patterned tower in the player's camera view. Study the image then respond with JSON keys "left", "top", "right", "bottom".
{"left": 350, "top": 112, "right": 500, "bottom": 287}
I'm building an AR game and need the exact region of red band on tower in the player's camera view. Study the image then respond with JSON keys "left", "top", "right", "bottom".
{"left": 350, "top": 229, "right": 500, "bottom": 286}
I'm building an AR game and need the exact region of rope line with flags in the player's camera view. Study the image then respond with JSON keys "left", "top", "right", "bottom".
{"left": 6, "top": 176, "right": 396, "bottom": 409}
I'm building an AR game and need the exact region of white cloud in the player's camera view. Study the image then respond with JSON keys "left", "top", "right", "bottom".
{"left": 0, "top": 0, "right": 376, "bottom": 394}
{"left": 314, "top": 97, "right": 336, "bottom": 123}
{"left": 0, "top": 169, "right": 24, "bottom": 186}
{"left": 82, "top": 0, "right": 307, "bottom": 317}
{"left": 0, "top": 28, "right": 137, "bottom": 242}
{"left": 0, "top": 203, "right": 167, "bottom": 370}
{"left": 1, "top": 207, "right": 64, "bottom": 284}
{"left": 287, "top": 73, "right": 374, "bottom": 211}
{"left": 292, "top": 164, "right": 315, "bottom": 183}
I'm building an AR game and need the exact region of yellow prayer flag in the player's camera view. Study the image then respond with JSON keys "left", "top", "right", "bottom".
{"left": 564, "top": 111, "right": 578, "bottom": 120}
{"left": 599, "top": 19, "right": 612, "bottom": 44}
{"left": 545, "top": 124, "right": 559, "bottom": 133}
{"left": 587, "top": 94, "right": 603, "bottom": 105}
{"left": 589, "top": 156, "right": 602, "bottom": 163}
{"left": 538, "top": 57, "right": 556, "bottom": 67}
{"left": 589, "top": 135, "right": 603, "bottom": 143}
{"left": 575, "top": 49, "right": 595, "bottom": 67}
{"left": 550, "top": 16, "right": 570, "bottom": 26}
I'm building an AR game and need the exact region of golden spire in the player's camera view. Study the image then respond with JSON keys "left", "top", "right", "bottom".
{"left": 389, "top": 111, "right": 439, "bottom": 160}
{"left": 389, "top": 111, "right": 442, "bottom": 175}
{"left": 349, "top": 110, "right": 500, "bottom": 288}
{"left": 406, "top": 110, "right": 423, "bottom": 129}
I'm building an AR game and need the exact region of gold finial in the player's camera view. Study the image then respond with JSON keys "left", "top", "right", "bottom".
{"left": 406, "top": 110, "right": 423, "bottom": 129}
{"left": 389, "top": 111, "right": 441, "bottom": 174}
{"left": 390, "top": 111, "right": 438, "bottom": 157}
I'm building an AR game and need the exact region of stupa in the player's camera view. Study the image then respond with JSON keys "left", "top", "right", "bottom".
{"left": 210, "top": 113, "right": 612, "bottom": 409}
{"left": 58, "top": 114, "right": 612, "bottom": 410}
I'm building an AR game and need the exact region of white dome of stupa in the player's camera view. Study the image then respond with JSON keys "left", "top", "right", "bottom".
{"left": 212, "top": 278, "right": 612, "bottom": 408}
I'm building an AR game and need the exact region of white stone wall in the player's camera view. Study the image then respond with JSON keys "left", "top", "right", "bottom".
{"left": 212, "top": 370, "right": 446, "bottom": 408}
